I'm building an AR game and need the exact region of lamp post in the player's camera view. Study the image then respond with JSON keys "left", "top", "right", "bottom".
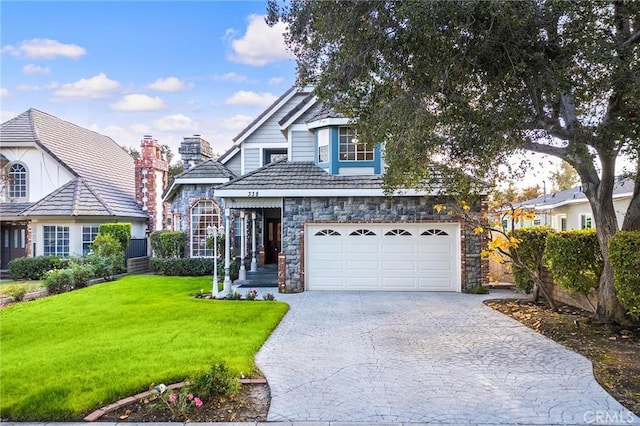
{"left": 223, "top": 208, "right": 232, "bottom": 295}
{"left": 239, "top": 211, "right": 246, "bottom": 280}
{"left": 207, "top": 225, "right": 223, "bottom": 298}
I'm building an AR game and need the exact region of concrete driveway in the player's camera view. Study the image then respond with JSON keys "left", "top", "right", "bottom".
{"left": 256, "top": 290, "right": 639, "bottom": 424}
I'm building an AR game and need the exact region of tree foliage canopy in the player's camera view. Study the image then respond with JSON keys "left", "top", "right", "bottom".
{"left": 268, "top": 0, "right": 639, "bottom": 208}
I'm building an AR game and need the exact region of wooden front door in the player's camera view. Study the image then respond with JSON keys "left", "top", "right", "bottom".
{"left": 265, "top": 219, "right": 281, "bottom": 264}
{"left": 1, "top": 224, "right": 27, "bottom": 269}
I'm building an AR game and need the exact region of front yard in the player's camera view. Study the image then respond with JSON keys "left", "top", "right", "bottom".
{"left": 0, "top": 275, "right": 288, "bottom": 421}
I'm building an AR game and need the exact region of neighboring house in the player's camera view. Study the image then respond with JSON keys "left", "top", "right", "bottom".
{"left": 0, "top": 109, "right": 153, "bottom": 270}
{"left": 506, "top": 178, "right": 633, "bottom": 231}
{"left": 166, "top": 86, "right": 486, "bottom": 293}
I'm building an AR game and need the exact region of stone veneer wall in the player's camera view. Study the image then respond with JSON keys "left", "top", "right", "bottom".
{"left": 168, "top": 185, "right": 221, "bottom": 255}
{"left": 280, "top": 196, "right": 487, "bottom": 293}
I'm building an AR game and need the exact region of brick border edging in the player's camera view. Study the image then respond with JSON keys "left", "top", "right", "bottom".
{"left": 83, "top": 378, "right": 267, "bottom": 422}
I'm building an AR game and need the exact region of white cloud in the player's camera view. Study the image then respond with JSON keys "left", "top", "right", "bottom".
{"left": 0, "top": 88, "right": 9, "bottom": 98}
{"left": 110, "top": 94, "right": 166, "bottom": 111}
{"left": 215, "top": 114, "right": 254, "bottom": 131}
{"left": 269, "top": 77, "right": 285, "bottom": 86}
{"left": 213, "top": 72, "right": 247, "bottom": 83}
{"left": 17, "top": 82, "right": 59, "bottom": 92}
{"left": 1, "top": 110, "right": 17, "bottom": 122}
{"left": 224, "top": 90, "right": 278, "bottom": 107}
{"left": 23, "top": 64, "right": 51, "bottom": 75}
{"left": 54, "top": 73, "right": 119, "bottom": 99}
{"left": 155, "top": 114, "right": 198, "bottom": 131}
{"left": 2, "top": 38, "right": 86, "bottom": 59}
{"left": 228, "top": 14, "right": 293, "bottom": 66}
{"left": 147, "top": 76, "right": 192, "bottom": 92}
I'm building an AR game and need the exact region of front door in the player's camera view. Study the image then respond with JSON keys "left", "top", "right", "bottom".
{"left": 265, "top": 218, "right": 281, "bottom": 264}
{"left": 1, "top": 224, "right": 27, "bottom": 269}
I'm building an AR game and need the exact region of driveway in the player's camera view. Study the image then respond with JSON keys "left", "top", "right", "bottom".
{"left": 256, "top": 290, "right": 639, "bottom": 424}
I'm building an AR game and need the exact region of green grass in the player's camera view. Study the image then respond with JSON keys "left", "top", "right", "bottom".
{"left": 0, "top": 280, "right": 44, "bottom": 292}
{"left": 0, "top": 275, "right": 288, "bottom": 421}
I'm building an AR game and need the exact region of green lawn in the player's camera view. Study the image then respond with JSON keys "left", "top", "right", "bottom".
{"left": 0, "top": 280, "right": 44, "bottom": 292}
{"left": 0, "top": 275, "right": 288, "bottom": 421}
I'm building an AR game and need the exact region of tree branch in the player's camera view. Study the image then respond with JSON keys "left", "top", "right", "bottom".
{"left": 522, "top": 141, "right": 568, "bottom": 159}
{"left": 622, "top": 29, "right": 640, "bottom": 46}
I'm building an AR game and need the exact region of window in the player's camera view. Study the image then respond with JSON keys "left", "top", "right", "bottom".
{"left": 190, "top": 200, "right": 220, "bottom": 257}
{"left": 580, "top": 214, "right": 593, "bottom": 229}
{"left": 338, "top": 127, "right": 373, "bottom": 161}
{"left": 43, "top": 226, "right": 69, "bottom": 256}
{"left": 263, "top": 149, "right": 287, "bottom": 166}
{"left": 7, "top": 163, "right": 27, "bottom": 199}
{"left": 317, "top": 129, "right": 329, "bottom": 163}
{"left": 385, "top": 229, "right": 412, "bottom": 236}
{"left": 421, "top": 229, "right": 449, "bottom": 236}
{"left": 315, "top": 229, "right": 341, "bottom": 236}
{"left": 560, "top": 217, "right": 567, "bottom": 231}
{"left": 555, "top": 215, "right": 567, "bottom": 231}
{"left": 533, "top": 218, "right": 541, "bottom": 226}
{"left": 82, "top": 225, "right": 99, "bottom": 254}
{"left": 234, "top": 215, "right": 242, "bottom": 257}
{"left": 350, "top": 229, "right": 376, "bottom": 236}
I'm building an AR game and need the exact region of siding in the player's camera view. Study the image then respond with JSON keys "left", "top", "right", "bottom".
{"left": 243, "top": 148, "right": 260, "bottom": 173}
{"left": 243, "top": 93, "right": 310, "bottom": 146}
{"left": 290, "top": 130, "right": 315, "bottom": 161}
{"left": 225, "top": 152, "right": 242, "bottom": 176}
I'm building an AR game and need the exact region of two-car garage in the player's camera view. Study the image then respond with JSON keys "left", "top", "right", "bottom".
{"left": 305, "top": 223, "right": 461, "bottom": 292}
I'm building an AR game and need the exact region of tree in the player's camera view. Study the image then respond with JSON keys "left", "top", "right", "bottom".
{"left": 519, "top": 186, "right": 542, "bottom": 202}
{"left": 549, "top": 161, "right": 580, "bottom": 191}
{"left": 268, "top": 0, "right": 640, "bottom": 323}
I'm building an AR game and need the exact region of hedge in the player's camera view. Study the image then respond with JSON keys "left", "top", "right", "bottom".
{"left": 609, "top": 231, "right": 640, "bottom": 320}
{"left": 8, "top": 256, "right": 64, "bottom": 280}
{"left": 98, "top": 223, "right": 132, "bottom": 249}
{"left": 149, "top": 231, "right": 186, "bottom": 258}
{"left": 151, "top": 257, "right": 239, "bottom": 280}
{"left": 544, "top": 229, "right": 603, "bottom": 296}
{"left": 510, "top": 226, "right": 555, "bottom": 294}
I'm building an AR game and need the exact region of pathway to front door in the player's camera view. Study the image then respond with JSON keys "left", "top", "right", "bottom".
{"left": 256, "top": 291, "right": 639, "bottom": 424}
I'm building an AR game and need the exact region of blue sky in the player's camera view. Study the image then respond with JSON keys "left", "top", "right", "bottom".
{"left": 1, "top": 0, "right": 297, "bottom": 157}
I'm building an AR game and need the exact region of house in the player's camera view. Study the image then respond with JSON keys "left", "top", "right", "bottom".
{"left": 0, "top": 109, "right": 160, "bottom": 270}
{"left": 166, "top": 86, "right": 487, "bottom": 293}
{"left": 507, "top": 177, "right": 633, "bottom": 231}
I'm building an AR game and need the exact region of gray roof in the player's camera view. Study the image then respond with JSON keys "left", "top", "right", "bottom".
{"left": 0, "top": 109, "right": 147, "bottom": 218}
{"left": 21, "top": 178, "right": 116, "bottom": 216}
{"left": 175, "top": 159, "right": 236, "bottom": 180}
{"left": 520, "top": 177, "right": 634, "bottom": 208}
{"left": 218, "top": 160, "right": 383, "bottom": 191}
{"left": 278, "top": 93, "right": 315, "bottom": 127}
{"left": 306, "top": 105, "right": 346, "bottom": 122}
{"left": 0, "top": 202, "right": 34, "bottom": 216}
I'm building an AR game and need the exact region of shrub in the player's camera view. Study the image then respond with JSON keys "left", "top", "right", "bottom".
{"left": 70, "top": 262, "right": 95, "bottom": 288}
{"left": 44, "top": 269, "right": 74, "bottom": 294}
{"left": 91, "top": 234, "right": 125, "bottom": 278}
{"left": 0, "top": 284, "right": 29, "bottom": 302}
{"left": 187, "top": 363, "right": 238, "bottom": 400}
{"left": 510, "top": 226, "right": 555, "bottom": 294}
{"left": 8, "top": 256, "right": 63, "bottom": 281}
{"left": 544, "top": 229, "right": 603, "bottom": 296}
{"left": 98, "top": 223, "right": 131, "bottom": 249}
{"left": 150, "top": 258, "right": 212, "bottom": 276}
{"left": 150, "top": 231, "right": 186, "bottom": 258}
{"left": 609, "top": 231, "right": 640, "bottom": 320}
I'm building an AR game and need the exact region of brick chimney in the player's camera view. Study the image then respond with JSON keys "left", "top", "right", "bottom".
{"left": 178, "top": 134, "right": 212, "bottom": 170}
{"left": 134, "top": 135, "right": 169, "bottom": 232}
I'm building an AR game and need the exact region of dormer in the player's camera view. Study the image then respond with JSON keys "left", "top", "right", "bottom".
{"left": 307, "top": 115, "right": 382, "bottom": 176}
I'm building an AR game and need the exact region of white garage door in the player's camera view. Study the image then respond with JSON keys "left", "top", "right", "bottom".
{"left": 305, "top": 223, "right": 461, "bottom": 291}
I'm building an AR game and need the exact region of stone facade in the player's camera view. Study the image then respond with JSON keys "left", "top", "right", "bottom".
{"left": 280, "top": 196, "right": 487, "bottom": 293}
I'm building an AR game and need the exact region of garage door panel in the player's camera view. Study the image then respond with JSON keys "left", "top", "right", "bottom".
{"left": 306, "top": 223, "right": 460, "bottom": 292}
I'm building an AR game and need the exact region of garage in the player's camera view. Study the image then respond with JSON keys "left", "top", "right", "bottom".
{"left": 305, "top": 223, "right": 461, "bottom": 291}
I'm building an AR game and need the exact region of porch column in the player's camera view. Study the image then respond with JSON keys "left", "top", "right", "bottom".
{"left": 250, "top": 211, "right": 258, "bottom": 272}
{"left": 223, "top": 208, "right": 232, "bottom": 294}
{"left": 238, "top": 210, "right": 247, "bottom": 280}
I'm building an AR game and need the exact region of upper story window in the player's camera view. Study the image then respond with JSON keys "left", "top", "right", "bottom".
{"left": 7, "top": 163, "right": 27, "bottom": 199}
{"left": 339, "top": 127, "right": 373, "bottom": 161}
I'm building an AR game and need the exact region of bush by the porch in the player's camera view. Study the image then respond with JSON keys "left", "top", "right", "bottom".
{"left": 8, "top": 255, "right": 63, "bottom": 281}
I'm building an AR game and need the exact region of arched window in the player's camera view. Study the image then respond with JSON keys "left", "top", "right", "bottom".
{"left": 190, "top": 200, "right": 221, "bottom": 257}
{"left": 7, "top": 163, "right": 27, "bottom": 199}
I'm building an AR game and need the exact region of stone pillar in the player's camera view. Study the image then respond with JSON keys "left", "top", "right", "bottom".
{"left": 278, "top": 253, "right": 286, "bottom": 293}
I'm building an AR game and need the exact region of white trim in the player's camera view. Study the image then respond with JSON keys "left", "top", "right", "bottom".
{"left": 233, "top": 88, "right": 310, "bottom": 146}
{"left": 216, "top": 188, "right": 443, "bottom": 198}
{"left": 218, "top": 146, "right": 240, "bottom": 165}
{"left": 174, "top": 177, "right": 230, "bottom": 184}
{"left": 530, "top": 191, "right": 633, "bottom": 211}
{"left": 279, "top": 95, "right": 319, "bottom": 130}
{"left": 307, "top": 117, "right": 351, "bottom": 130}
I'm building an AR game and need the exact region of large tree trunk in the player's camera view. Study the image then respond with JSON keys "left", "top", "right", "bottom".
{"left": 582, "top": 170, "right": 629, "bottom": 324}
